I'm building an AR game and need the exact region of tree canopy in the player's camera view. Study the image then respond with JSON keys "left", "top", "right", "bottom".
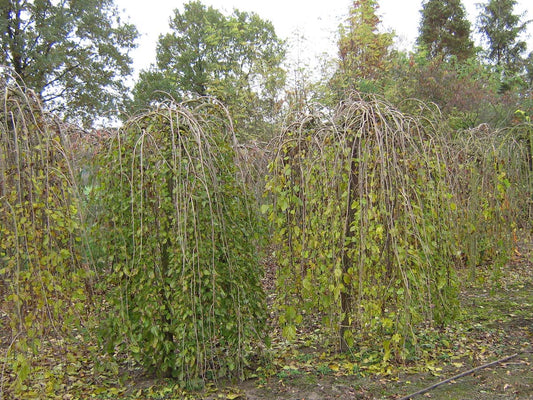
{"left": 477, "top": 0, "right": 530, "bottom": 75}
{"left": 417, "top": 0, "right": 475, "bottom": 61}
{"left": 0, "top": 0, "right": 138, "bottom": 126}
{"left": 131, "top": 0, "right": 286, "bottom": 139}
{"left": 332, "top": 0, "right": 393, "bottom": 95}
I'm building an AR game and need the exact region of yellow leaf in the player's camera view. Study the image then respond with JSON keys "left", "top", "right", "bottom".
{"left": 342, "top": 362, "right": 355, "bottom": 372}
{"left": 226, "top": 392, "right": 242, "bottom": 399}
{"left": 329, "top": 363, "right": 340, "bottom": 372}
{"left": 452, "top": 362, "right": 463, "bottom": 368}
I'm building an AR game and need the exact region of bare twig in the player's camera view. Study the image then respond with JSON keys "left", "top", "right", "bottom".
{"left": 397, "top": 353, "right": 520, "bottom": 400}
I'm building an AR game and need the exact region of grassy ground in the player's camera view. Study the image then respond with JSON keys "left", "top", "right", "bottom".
{"left": 1, "top": 239, "right": 531, "bottom": 399}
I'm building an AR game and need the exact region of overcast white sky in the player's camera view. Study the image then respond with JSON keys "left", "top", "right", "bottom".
{"left": 115, "top": 0, "right": 532, "bottom": 77}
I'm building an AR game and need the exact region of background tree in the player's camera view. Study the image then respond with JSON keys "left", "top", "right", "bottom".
{"left": 417, "top": 0, "right": 475, "bottom": 61}
{"left": 525, "top": 52, "right": 533, "bottom": 88}
{"left": 131, "top": 0, "right": 286, "bottom": 140}
{"left": 0, "top": 0, "right": 138, "bottom": 126}
{"left": 477, "top": 0, "right": 530, "bottom": 76}
{"left": 382, "top": 51, "right": 505, "bottom": 127}
{"left": 331, "top": 0, "right": 393, "bottom": 96}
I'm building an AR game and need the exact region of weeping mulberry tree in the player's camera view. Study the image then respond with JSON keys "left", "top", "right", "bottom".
{"left": 94, "top": 99, "right": 267, "bottom": 382}
{"left": 0, "top": 72, "right": 89, "bottom": 391}
{"left": 265, "top": 95, "right": 459, "bottom": 356}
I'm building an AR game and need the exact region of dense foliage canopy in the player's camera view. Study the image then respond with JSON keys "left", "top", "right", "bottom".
{"left": 131, "top": 0, "right": 286, "bottom": 139}
{"left": 478, "top": 0, "right": 530, "bottom": 76}
{"left": 332, "top": 0, "right": 393, "bottom": 97}
{"left": 417, "top": 0, "right": 475, "bottom": 61}
{"left": 0, "top": 0, "right": 138, "bottom": 126}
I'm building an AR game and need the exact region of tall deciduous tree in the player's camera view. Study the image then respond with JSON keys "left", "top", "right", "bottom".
{"left": 131, "top": 1, "right": 286, "bottom": 139}
{"left": 332, "top": 0, "right": 393, "bottom": 95}
{"left": 0, "top": 0, "right": 138, "bottom": 126}
{"left": 477, "top": 0, "right": 530, "bottom": 75}
{"left": 417, "top": 0, "right": 475, "bottom": 61}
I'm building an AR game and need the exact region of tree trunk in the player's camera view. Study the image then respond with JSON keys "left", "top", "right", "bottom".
{"left": 340, "top": 138, "right": 358, "bottom": 352}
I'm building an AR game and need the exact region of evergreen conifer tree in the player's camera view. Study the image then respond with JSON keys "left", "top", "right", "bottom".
{"left": 417, "top": 0, "right": 475, "bottom": 61}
